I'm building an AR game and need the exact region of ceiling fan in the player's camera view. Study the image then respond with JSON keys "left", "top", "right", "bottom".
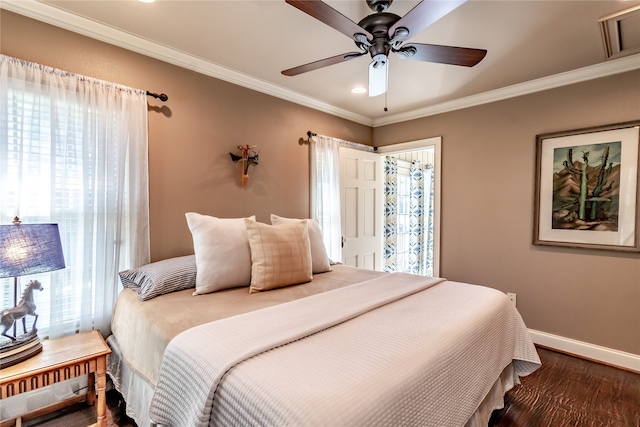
{"left": 282, "top": 0, "right": 487, "bottom": 98}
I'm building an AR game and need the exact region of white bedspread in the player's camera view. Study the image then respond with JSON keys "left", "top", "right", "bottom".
{"left": 149, "top": 273, "right": 540, "bottom": 426}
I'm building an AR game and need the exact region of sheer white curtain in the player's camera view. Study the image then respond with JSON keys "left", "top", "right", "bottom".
{"left": 310, "top": 134, "right": 342, "bottom": 263}
{"left": 0, "top": 54, "right": 150, "bottom": 338}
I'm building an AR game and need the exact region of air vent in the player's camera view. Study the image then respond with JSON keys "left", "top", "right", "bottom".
{"left": 599, "top": 5, "right": 640, "bottom": 59}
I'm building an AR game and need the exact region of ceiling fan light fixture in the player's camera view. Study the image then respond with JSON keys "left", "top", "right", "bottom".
{"left": 391, "top": 27, "right": 409, "bottom": 40}
{"left": 354, "top": 33, "right": 372, "bottom": 46}
{"left": 368, "top": 60, "right": 387, "bottom": 97}
{"left": 395, "top": 45, "right": 417, "bottom": 58}
{"left": 372, "top": 53, "right": 387, "bottom": 68}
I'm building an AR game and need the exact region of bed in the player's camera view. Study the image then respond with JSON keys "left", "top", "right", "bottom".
{"left": 106, "top": 213, "right": 541, "bottom": 427}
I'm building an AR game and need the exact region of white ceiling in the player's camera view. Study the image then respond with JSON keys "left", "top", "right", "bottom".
{"left": 4, "top": 1, "right": 640, "bottom": 126}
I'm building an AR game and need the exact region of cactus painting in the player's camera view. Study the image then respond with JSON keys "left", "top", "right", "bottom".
{"left": 534, "top": 121, "right": 640, "bottom": 252}
{"left": 551, "top": 141, "right": 621, "bottom": 231}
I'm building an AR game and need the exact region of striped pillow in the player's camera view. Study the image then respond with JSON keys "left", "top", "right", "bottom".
{"left": 119, "top": 255, "right": 197, "bottom": 301}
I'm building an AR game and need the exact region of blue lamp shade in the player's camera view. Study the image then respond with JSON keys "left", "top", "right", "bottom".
{"left": 0, "top": 224, "right": 65, "bottom": 279}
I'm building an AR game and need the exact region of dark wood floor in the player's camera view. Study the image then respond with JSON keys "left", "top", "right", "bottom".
{"left": 489, "top": 347, "right": 640, "bottom": 427}
{"left": 17, "top": 347, "right": 640, "bottom": 427}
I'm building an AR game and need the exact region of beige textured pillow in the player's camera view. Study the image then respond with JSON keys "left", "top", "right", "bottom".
{"left": 185, "top": 212, "right": 255, "bottom": 295}
{"left": 244, "top": 218, "right": 313, "bottom": 293}
{"left": 270, "top": 214, "right": 332, "bottom": 273}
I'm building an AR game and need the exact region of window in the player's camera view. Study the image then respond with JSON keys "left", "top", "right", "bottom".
{"left": 0, "top": 55, "right": 150, "bottom": 339}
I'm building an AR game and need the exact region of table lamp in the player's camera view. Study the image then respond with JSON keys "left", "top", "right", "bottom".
{"left": 0, "top": 217, "right": 65, "bottom": 368}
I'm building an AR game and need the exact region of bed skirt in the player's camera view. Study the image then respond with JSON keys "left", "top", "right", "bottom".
{"left": 107, "top": 335, "right": 156, "bottom": 427}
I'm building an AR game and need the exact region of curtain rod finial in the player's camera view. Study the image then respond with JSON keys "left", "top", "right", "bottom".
{"left": 146, "top": 91, "right": 168, "bottom": 102}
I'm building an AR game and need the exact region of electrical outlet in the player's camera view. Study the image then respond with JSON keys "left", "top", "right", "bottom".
{"left": 507, "top": 292, "right": 517, "bottom": 307}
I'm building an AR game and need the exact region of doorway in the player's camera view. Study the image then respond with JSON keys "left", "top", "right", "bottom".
{"left": 339, "top": 137, "right": 441, "bottom": 277}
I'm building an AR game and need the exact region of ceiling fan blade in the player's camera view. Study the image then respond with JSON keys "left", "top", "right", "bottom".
{"left": 369, "top": 60, "right": 388, "bottom": 97}
{"left": 286, "top": 0, "right": 372, "bottom": 40}
{"left": 395, "top": 43, "right": 486, "bottom": 67}
{"left": 282, "top": 52, "right": 366, "bottom": 76}
{"left": 389, "top": 0, "right": 466, "bottom": 41}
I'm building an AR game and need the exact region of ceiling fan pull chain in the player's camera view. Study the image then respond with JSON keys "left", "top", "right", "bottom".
{"left": 384, "top": 61, "right": 389, "bottom": 112}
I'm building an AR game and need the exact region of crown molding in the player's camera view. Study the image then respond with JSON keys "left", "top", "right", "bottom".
{"left": 0, "top": 0, "right": 374, "bottom": 127}
{"left": 3, "top": 0, "right": 639, "bottom": 129}
{"left": 373, "top": 53, "right": 640, "bottom": 127}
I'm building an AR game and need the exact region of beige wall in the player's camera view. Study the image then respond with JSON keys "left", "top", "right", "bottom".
{"left": 374, "top": 71, "right": 640, "bottom": 354}
{"left": 2, "top": 11, "right": 639, "bottom": 355}
{"left": 0, "top": 11, "right": 372, "bottom": 262}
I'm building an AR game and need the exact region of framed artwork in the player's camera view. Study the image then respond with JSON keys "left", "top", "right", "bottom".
{"left": 533, "top": 121, "right": 640, "bottom": 252}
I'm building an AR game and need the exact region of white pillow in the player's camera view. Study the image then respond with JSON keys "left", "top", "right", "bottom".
{"left": 185, "top": 212, "right": 255, "bottom": 295}
{"left": 245, "top": 218, "right": 313, "bottom": 293}
{"left": 270, "top": 214, "right": 332, "bottom": 273}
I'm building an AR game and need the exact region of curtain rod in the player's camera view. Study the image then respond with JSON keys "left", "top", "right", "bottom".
{"left": 307, "top": 131, "right": 376, "bottom": 152}
{"left": 146, "top": 91, "right": 168, "bottom": 102}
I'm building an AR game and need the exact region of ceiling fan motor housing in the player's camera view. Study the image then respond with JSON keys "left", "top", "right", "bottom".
{"left": 357, "top": 12, "right": 401, "bottom": 64}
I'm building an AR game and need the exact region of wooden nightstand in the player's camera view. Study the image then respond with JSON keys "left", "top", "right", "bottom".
{"left": 0, "top": 330, "right": 111, "bottom": 427}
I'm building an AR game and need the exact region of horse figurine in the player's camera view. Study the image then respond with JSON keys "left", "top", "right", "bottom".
{"left": 1, "top": 280, "right": 43, "bottom": 340}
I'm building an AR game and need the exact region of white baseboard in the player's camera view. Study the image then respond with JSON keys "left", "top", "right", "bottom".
{"left": 529, "top": 329, "right": 640, "bottom": 373}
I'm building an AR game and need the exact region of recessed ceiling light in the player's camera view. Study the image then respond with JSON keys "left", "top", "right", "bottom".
{"left": 351, "top": 87, "right": 367, "bottom": 94}
{"left": 138, "top": 0, "right": 155, "bottom": 3}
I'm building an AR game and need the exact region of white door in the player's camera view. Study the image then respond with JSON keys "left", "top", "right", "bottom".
{"left": 339, "top": 147, "right": 382, "bottom": 270}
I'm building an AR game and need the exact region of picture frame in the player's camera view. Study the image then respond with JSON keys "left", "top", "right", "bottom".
{"left": 533, "top": 120, "right": 640, "bottom": 252}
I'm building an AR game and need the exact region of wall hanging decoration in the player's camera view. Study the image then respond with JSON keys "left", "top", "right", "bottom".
{"left": 533, "top": 120, "right": 640, "bottom": 252}
{"left": 230, "top": 144, "right": 259, "bottom": 187}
